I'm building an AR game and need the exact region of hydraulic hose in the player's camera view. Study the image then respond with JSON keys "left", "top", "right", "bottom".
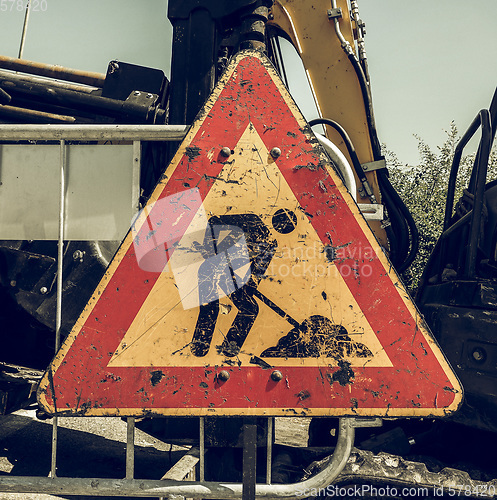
{"left": 329, "top": 0, "right": 381, "bottom": 159}
{"left": 328, "top": 0, "right": 419, "bottom": 272}
{"left": 370, "top": 169, "right": 409, "bottom": 270}
{"left": 384, "top": 171, "right": 419, "bottom": 271}
{"left": 309, "top": 118, "right": 376, "bottom": 203}
{"left": 309, "top": 120, "right": 418, "bottom": 271}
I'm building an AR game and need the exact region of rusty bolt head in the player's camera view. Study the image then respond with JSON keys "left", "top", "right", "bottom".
{"left": 220, "top": 147, "right": 232, "bottom": 158}
{"left": 218, "top": 370, "right": 230, "bottom": 382}
{"left": 472, "top": 347, "right": 486, "bottom": 363}
{"left": 270, "top": 147, "right": 282, "bottom": 159}
{"left": 108, "top": 61, "right": 119, "bottom": 74}
{"left": 40, "top": 286, "right": 48, "bottom": 295}
{"left": 73, "top": 250, "right": 84, "bottom": 262}
{"left": 271, "top": 370, "right": 283, "bottom": 382}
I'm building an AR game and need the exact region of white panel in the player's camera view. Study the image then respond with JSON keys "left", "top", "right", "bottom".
{"left": 0, "top": 144, "right": 137, "bottom": 240}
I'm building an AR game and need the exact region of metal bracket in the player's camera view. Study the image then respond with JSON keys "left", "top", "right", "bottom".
{"left": 361, "top": 158, "right": 387, "bottom": 172}
{"left": 122, "top": 91, "right": 159, "bottom": 121}
{"left": 350, "top": 417, "right": 383, "bottom": 428}
{"left": 0, "top": 417, "right": 387, "bottom": 498}
{"left": 359, "top": 203, "right": 384, "bottom": 221}
{"left": 327, "top": 7, "right": 342, "bottom": 20}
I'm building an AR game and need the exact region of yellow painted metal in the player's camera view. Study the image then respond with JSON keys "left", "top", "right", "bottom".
{"left": 270, "top": 0, "right": 386, "bottom": 244}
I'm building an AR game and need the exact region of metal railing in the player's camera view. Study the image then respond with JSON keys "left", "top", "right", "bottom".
{"left": 0, "top": 124, "right": 189, "bottom": 142}
{"left": 439, "top": 110, "right": 492, "bottom": 279}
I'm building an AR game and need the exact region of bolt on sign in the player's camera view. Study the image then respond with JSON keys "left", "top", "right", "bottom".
{"left": 38, "top": 50, "right": 462, "bottom": 417}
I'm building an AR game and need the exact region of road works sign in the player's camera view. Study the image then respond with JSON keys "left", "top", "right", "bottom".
{"left": 38, "top": 50, "right": 462, "bottom": 417}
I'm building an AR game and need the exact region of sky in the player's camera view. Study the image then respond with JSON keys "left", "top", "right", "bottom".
{"left": 0, "top": 0, "right": 496, "bottom": 165}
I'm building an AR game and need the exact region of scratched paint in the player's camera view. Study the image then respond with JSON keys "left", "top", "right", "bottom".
{"left": 37, "top": 50, "right": 462, "bottom": 418}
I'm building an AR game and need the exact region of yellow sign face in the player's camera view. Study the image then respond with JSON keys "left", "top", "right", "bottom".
{"left": 108, "top": 123, "right": 390, "bottom": 369}
{"left": 38, "top": 50, "right": 462, "bottom": 417}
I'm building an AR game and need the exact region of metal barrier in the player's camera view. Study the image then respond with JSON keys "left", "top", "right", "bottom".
{"left": 0, "top": 124, "right": 379, "bottom": 498}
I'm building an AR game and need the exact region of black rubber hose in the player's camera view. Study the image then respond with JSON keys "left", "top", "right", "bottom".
{"left": 309, "top": 118, "right": 376, "bottom": 202}
{"left": 383, "top": 217, "right": 399, "bottom": 267}
{"left": 311, "top": 44, "right": 419, "bottom": 271}
{"left": 377, "top": 169, "right": 419, "bottom": 272}
{"left": 309, "top": 118, "right": 410, "bottom": 267}
{"left": 341, "top": 46, "right": 419, "bottom": 270}
{"left": 346, "top": 52, "right": 382, "bottom": 159}
{"left": 347, "top": 51, "right": 419, "bottom": 270}
{"left": 309, "top": 116, "right": 417, "bottom": 271}
{"left": 377, "top": 170, "right": 410, "bottom": 268}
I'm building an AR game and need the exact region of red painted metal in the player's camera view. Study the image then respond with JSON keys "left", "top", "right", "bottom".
{"left": 38, "top": 50, "right": 462, "bottom": 417}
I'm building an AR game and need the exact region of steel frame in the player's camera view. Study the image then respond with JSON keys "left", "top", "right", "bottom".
{"left": 0, "top": 419, "right": 377, "bottom": 498}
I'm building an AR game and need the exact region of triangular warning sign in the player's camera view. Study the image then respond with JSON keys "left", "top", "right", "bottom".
{"left": 38, "top": 50, "right": 462, "bottom": 417}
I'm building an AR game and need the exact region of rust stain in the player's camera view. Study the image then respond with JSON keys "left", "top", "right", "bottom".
{"left": 295, "top": 390, "right": 311, "bottom": 401}
{"left": 327, "top": 360, "right": 355, "bottom": 387}
{"left": 350, "top": 398, "right": 359, "bottom": 412}
{"left": 185, "top": 145, "right": 201, "bottom": 161}
{"left": 150, "top": 370, "right": 164, "bottom": 387}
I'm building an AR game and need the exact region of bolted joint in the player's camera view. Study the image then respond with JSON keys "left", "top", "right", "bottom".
{"left": 73, "top": 250, "right": 85, "bottom": 262}
{"left": 218, "top": 370, "right": 230, "bottom": 382}
{"left": 220, "top": 146, "right": 232, "bottom": 158}
{"left": 327, "top": 7, "right": 342, "bottom": 20}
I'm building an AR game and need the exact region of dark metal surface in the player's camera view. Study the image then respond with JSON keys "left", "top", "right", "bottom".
{"left": 242, "top": 418, "right": 257, "bottom": 500}
{"left": 419, "top": 280, "right": 497, "bottom": 432}
{"left": 167, "top": 0, "right": 273, "bottom": 127}
{"left": 102, "top": 60, "right": 166, "bottom": 101}
{"left": 417, "top": 88, "right": 497, "bottom": 431}
{"left": 167, "top": 6, "right": 218, "bottom": 126}
{"left": 0, "top": 241, "right": 119, "bottom": 366}
{"left": 239, "top": 1, "right": 272, "bottom": 51}
{"left": 0, "top": 75, "right": 160, "bottom": 122}
{"left": 168, "top": 0, "right": 259, "bottom": 20}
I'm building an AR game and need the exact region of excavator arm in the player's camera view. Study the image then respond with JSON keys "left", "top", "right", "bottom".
{"left": 269, "top": 0, "right": 418, "bottom": 270}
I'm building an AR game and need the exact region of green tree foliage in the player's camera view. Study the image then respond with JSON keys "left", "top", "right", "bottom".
{"left": 386, "top": 123, "right": 497, "bottom": 293}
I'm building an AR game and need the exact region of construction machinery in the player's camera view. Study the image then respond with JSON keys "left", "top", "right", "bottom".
{"left": 0, "top": 0, "right": 496, "bottom": 497}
